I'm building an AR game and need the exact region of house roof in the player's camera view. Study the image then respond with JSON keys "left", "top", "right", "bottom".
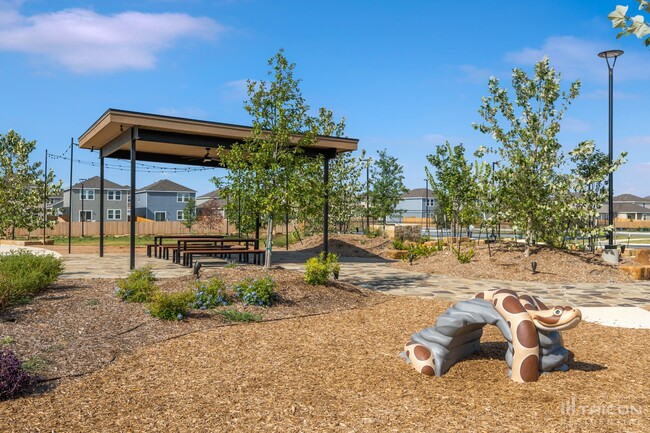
{"left": 613, "top": 193, "right": 645, "bottom": 202}
{"left": 401, "top": 188, "right": 434, "bottom": 199}
{"left": 197, "top": 197, "right": 227, "bottom": 208}
{"left": 599, "top": 202, "right": 650, "bottom": 214}
{"left": 70, "top": 176, "right": 128, "bottom": 190}
{"left": 197, "top": 189, "right": 221, "bottom": 200}
{"left": 137, "top": 179, "right": 196, "bottom": 193}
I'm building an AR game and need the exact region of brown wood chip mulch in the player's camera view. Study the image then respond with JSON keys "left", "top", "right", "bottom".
{"left": 2, "top": 280, "right": 649, "bottom": 432}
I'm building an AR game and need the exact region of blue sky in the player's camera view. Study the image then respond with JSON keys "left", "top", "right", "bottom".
{"left": 1, "top": 0, "right": 649, "bottom": 197}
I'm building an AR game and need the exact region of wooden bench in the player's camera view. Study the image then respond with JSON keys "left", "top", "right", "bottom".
{"left": 182, "top": 248, "right": 265, "bottom": 267}
{"left": 162, "top": 243, "right": 219, "bottom": 261}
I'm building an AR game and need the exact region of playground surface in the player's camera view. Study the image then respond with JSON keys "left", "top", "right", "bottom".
{"left": 1, "top": 246, "right": 649, "bottom": 431}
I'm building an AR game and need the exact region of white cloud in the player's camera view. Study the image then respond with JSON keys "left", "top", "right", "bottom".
{"left": 505, "top": 36, "right": 650, "bottom": 83}
{"left": 220, "top": 79, "right": 249, "bottom": 101}
{"left": 422, "top": 133, "right": 447, "bottom": 145}
{"left": 456, "top": 64, "right": 492, "bottom": 83}
{"left": 561, "top": 116, "right": 591, "bottom": 133}
{"left": 0, "top": 4, "right": 225, "bottom": 73}
{"left": 620, "top": 135, "right": 650, "bottom": 147}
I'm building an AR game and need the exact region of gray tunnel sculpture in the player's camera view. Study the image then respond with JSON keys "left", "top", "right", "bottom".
{"left": 401, "top": 298, "right": 570, "bottom": 378}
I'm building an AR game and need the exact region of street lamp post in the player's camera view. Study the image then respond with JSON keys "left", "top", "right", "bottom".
{"left": 598, "top": 49, "right": 623, "bottom": 248}
{"left": 363, "top": 158, "right": 371, "bottom": 232}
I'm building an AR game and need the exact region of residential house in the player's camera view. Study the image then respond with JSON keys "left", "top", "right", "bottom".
{"left": 135, "top": 179, "right": 196, "bottom": 222}
{"left": 60, "top": 176, "right": 130, "bottom": 222}
{"left": 391, "top": 188, "right": 435, "bottom": 223}
{"left": 196, "top": 189, "right": 227, "bottom": 217}
{"left": 598, "top": 194, "right": 650, "bottom": 220}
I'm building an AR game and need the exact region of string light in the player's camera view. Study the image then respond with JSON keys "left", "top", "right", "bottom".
{"left": 48, "top": 153, "right": 217, "bottom": 174}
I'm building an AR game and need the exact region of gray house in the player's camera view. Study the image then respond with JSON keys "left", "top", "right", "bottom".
{"left": 60, "top": 176, "right": 130, "bottom": 222}
{"left": 598, "top": 194, "right": 650, "bottom": 220}
{"left": 390, "top": 188, "right": 435, "bottom": 223}
{"left": 136, "top": 179, "right": 196, "bottom": 222}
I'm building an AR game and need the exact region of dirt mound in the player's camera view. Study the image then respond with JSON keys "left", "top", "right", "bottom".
{"left": 288, "top": 233, "right": 391, "bottom": 258}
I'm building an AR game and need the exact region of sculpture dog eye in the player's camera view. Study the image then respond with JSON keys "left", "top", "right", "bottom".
{"left": 553, "top": 308, "right": 563, "bottom": 315}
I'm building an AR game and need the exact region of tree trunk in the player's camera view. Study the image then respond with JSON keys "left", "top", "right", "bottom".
{"left": 264, "top": 214, "right": 273, "bottom": 269}
{"left": 525, "top": 228, "right": 532, "bottom": 258}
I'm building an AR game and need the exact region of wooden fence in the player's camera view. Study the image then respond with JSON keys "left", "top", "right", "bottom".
{"left": 14, "top": 220, "right": 300, "bottom": 238}
{"left": 15, "top": 221, "right": 226, "bottom": 237}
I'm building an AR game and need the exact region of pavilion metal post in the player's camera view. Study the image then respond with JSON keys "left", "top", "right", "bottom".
{"left": 43, "top": 149, "right": 48, "bottom": 245}
{"left": 323, "top": 157, "right": 330, "bottom": 257}
{"left": 99, "top": 155, "right": 105, "bottom": 257}
{"left": 130, "top": 127, "right": 138, "bottom": 270}
{"left": 80, "top": 180, "right": 85, "bottom": 238}
{"left": 68, "top": 138, "right": 73, "bottom": 254}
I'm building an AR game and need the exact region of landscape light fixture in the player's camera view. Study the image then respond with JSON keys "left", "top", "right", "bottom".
{"left": 193, "top": 261, "right": 202, "bottom": 279}
{"left": 531, "top": 261, "right": 537, "bottom": 273}
{"left": 597, "top": 49, "right": 623, "bottom": 248}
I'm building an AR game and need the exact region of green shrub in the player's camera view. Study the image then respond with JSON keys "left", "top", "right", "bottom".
{"left": 451, "top": 246, "right": 475, "bottom": 264}
{"left": 392, "top": 238, "right": 407, "bottom": 250}
{"left": 216, "top": 309, "right": 262, "bottom": 322}
{"left": 404, "top": 242, "right": 438, "bottom": 262}
{"left": 304, "top": 252, "right": 340, "bottom": 285}
{"left": 234, "top": 276, "right": 275, "bottom": 306}
{"left": 114, "top": 265, "right": 158, "bottom": 303}
{"left": 192, "top": 277, "right": 230, "bottom": 310}
{"left": 365, "top": 228, "right": 382, "bottom": 238}
{"left": 148, "top": 290, "right": 193, "bottom": 321}
{"left": 0, "top": 251, "right": 64, "bottom": 309}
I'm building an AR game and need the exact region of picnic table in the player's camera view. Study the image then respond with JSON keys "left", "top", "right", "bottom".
{"left": 172, "top": 237, "right": 258, "bottom": 264}
{"left": 149, "top": 234, "right": 225, "bottom": 258}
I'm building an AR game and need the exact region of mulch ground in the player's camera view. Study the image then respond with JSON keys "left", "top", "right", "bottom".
{"left": 290, "top": 234, "right": 639, "bottom": 284}
{"left": 1, "top": 237, "right": 648, "bottom": 431}
{"left": 1, "top": 295, "right": 648, "bottom": 432}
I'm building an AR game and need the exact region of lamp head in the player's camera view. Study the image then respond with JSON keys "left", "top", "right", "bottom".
{"left": 598, "top": 49, "right": 624, "bottom": 59}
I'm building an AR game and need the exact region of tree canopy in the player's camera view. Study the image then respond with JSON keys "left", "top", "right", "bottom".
{"left": 0, "top": 130, "right": 61, "bottom": 239}
{"left": 369, "top": 149, "right": 407, "bottom": 233}
{"left": 214, "top": 49, "right": 345, "bottom": 267}
{"left": 425, "top": 142, "right": 482, "bottom": 243}
{"left": 609, "top": 1, "right": 650, "bottom": 47}
{"left": 473, "top": 57, "right": 625, "bottom": 256}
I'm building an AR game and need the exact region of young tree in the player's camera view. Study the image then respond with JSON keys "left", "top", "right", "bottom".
{"left": 328, "top": 151, "right": 366, "bottom": 233}
{"left": 0, "top": 130, "right": 61, "bottom": 239}
{"left": 425, "top": 142, "right": 482, "bottom": 246}
{"left": 472, "top": 57, "right": 625, "bottom": 256}
{"left": 609, "top": 2, "right": 650, "bottom": 47}
{"left": 180, "top": 197, "right": 198, "bottom": 233}
{"left": 216, "top": 49, "right": 345, "bottom": 267}
{"left": 196, "top": 197, "right": 224, "bottom": 232}
{"left": 369, "top": 149, "right": 408, "bottom": 235}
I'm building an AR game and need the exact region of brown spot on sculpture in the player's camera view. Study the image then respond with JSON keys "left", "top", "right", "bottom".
{"left": 414, "top": 345, "right": 431, "bottom": 361}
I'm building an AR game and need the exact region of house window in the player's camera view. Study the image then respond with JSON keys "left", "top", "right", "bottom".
{"left": 79, "top": 210, "right": 92, "bottom": 222}
{"left": 107, "top": 190, "right": 122, "bottom": 201}
{"left": 81, "top": 189, "right": 95, "bottom": 200}
{"left": 154, "top": 211, "right": 166, "bottom": 222}
{"left": 177, "top": 210, "right": 184, "bottom": 220}
{"left": 177, "top": 192, "right": 191, "bottom": 203}
{"left": 107, "top": 209, "right": 122, "bottom": 220}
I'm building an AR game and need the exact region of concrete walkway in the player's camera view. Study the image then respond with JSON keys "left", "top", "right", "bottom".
{"left": 51, "top": 249, "right": 650, "bottom": 328}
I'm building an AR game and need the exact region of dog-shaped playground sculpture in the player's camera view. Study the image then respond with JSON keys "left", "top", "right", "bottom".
{"left": 402, "top": 289, "right": 582, "bottom": 383}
